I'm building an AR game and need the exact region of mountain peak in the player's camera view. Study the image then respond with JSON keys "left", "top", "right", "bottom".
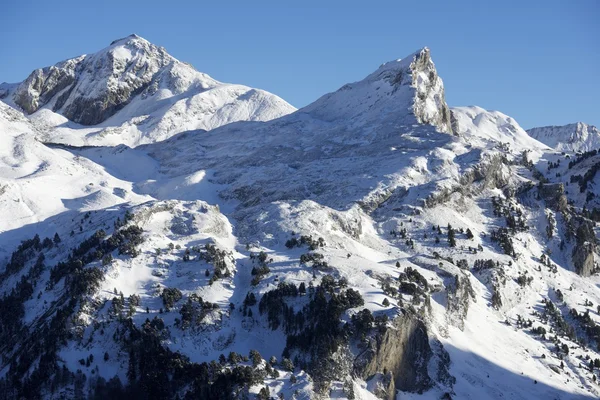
{"left": 7, "top": 35, "right": 212, "bottom": 125}
{"left": 105, "top": 34, "right": 161, "bottom": 58}
{"left": 527, "top": 122, "right": 600, "bottom": 152}
{"left": 301, "top": 47, "right": 453, "bottom": 134}
{"left": 109, "top": 33, "right": 145, "bottom": 46}
{"left": 371, "top": 46, "right": 430, "bottom": 77}
{"left": 1, "top": 36, "right": 295, "bottom": 145}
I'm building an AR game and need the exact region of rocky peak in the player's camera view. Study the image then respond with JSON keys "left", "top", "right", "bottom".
{"left": 302, "top": 47, "right": 453, "bottom": 134}
{"left": 109, "top": 33, "right": 145, "bottom": 46}
{"left": 10, "top": 34, "right": 218, "bottom": 125}
{"left": 372, "top": 47, "right": 453, "bottom": 134}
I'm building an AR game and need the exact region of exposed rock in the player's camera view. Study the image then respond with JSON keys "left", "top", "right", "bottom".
{"left": 358, "top": 188, "right": 394, "bottom": 214}
{"left": 549, "top": 365, "right": 562, "bottom": 374}
{"left": 355, "top": 311, "right": 432, "bottom": 400}
{"left": 573, "top": 242, "right": 596, "bottom": 277}
{"left": 13, "top": 58, "right": 80, "bottom": 115}
{"left": 446, "top": 273, "right": 476, "bottom": 330}
{"left": 430, "top": 339, "right": 456, "bottom": 390}
{"left": 426, "top": 153, "right": 509, "bottom": 208}
{"left": 465, "top": 153, "right": 510, "bottom": 192}
{"left": 538, "top": 183, "right": 568, "bottom": 212}
{"left": 409, "top": 48, "right": 454, "bottom": 135}
{"left": 572, "top": 217, "right": 597, "bottom": 276}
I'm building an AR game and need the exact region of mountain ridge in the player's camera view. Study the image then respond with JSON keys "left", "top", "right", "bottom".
{"left": 527, "top": 122, "right": 600, "bottom": 152}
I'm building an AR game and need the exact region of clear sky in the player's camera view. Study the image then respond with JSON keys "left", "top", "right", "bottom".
{"left": 1, "top": 0, "right": 598, "bottom": 129}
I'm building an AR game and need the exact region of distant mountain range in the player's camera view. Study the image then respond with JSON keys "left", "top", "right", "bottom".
{"left": 527, "top": 122, "right": 600, "bottom": 153}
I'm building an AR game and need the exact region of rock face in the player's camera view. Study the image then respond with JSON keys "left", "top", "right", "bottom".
{"left": 355, "top": 312, "right": 432, "bottom": 400}
{"left": 539, "top": 183, "right": 568, "bottom": 212}
{"left": 465, "top": 153, "right": 511, "bottom": 192}
{"left": 527, "top": 123, "right": 600, "bottom": 152}
{"left": 572, "top": 218, "right": 597, "bottom": 276}
{"left": 573, "top": 242, "right": 596, "bottom": 277}
{"left": 409, "top": 48, "right": 453, "bottom": 134}
{"left": 13, "top": 58, "right": 81, "bottom": 115}
{"left": 446, "top": 274, "right": 476, "bottom": 331}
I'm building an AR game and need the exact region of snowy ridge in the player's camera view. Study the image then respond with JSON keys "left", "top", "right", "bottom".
{"left": 452, "top": 106, "right": 549, "bottom": 151}
{"left": 527, "top": 123, "right": 600, "bottom": 153}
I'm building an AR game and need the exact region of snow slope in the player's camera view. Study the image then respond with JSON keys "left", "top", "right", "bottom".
{"left": 0, "top": 102, "right": 153, "bottom": 256}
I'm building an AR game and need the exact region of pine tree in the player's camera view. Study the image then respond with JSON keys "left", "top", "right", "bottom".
{"left": 299, "top": 282, "right": 306, "bottom": 294}
{"left": 448, "top": 227, "right": 456, "bottom": 247}
{"left": 258, "top": 386, "right": 270, "bottom": 400}
{"left": 250, "top": 349, "right": 262, "bottom": 367}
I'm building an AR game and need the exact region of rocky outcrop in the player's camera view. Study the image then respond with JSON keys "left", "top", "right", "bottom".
{"left": 409, "top": 48, "right": 454, "bottom": 135}
{"left": 573, "top": 242, "right": 596, "bottom": 277}
{"left": 571, "top": 218, "right": 597, "bottom": 276}
{"left": 539, "top": 183, "right": 568, "bottom": 212}
{"left": 425, "top": 153, "right": 509, "bottom": 208}
{"left": 446, "top": 274, "right": 476, "bottom": 330}
{"left": 355, "top": 311, "right": 432, "bottom": 400}
{"left": 13, "top": 58, "right": 80, "bottom": 115}
{"left": 467, "top": 153, "right": 510, "bottom": 192}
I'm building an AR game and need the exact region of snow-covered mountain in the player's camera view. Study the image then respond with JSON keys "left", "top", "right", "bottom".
{"left": 527, "top": 123, "right": 600, "bottom": 153}
{"left": 302, "top": 47, "right": 453, "bottom": 134}
{"left": 1, "top": 41, "right": 600, "bottom": 400}
{"left": 0, "top": 34, "right": 295, "bottom": 146}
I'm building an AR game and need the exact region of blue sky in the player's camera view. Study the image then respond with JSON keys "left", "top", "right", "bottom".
{"left": 1, "top": 0, "right": 598, "bottom": 129}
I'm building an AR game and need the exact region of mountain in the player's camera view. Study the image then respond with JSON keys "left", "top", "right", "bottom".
{"left": 527, "top": 122, "right": 600, "bottom": 153}
{"left": 1, "top": 41, "right": 600, "bottom": 400}
{"left": 302, "top": 47, "right": 453, "bottom": 134}
{"left": 0, "top": 34, "right": 295, "bottom": 146}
